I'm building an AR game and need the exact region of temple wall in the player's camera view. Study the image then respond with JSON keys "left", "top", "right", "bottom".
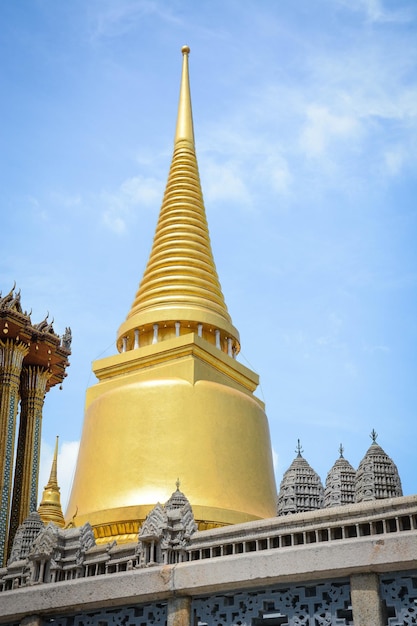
{"left": 1, "top": 571, "right": 416, "bottom": 626}
{"left": 0, "top": 497, "right": 415, "bottom": 626}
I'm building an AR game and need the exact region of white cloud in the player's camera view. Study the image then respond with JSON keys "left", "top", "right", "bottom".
{"left": 383, "top": 146, "right": 407, "bottom": 176}
{"left": 363, "top": 343, "right": 390, "bottom": 354}
{"left": 300, "top": 105, "right": 360, "bottom": 158}
{"left": 101, "top": 174, "right": 163, "bottom": 233}
{"left": 201, "top": 159, "right": 251, "bottom": 205}
{"left": 103, "top": 211, "right": 127, "bottom": 234}
{"left": 336, "top": 0, "right": 415, "bottom": 23}
{"left": 255, "top": 153, "right": 292, "bottom": 195}
{"left": 49, "top": 192, "right": 82, "bottom": 208}
{"left": 91, "top": 0, "right": 182, "bottom": 40}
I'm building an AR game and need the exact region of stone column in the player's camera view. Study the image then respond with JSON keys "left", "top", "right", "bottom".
{"left": 167, "top": 596, "right": 192, "bottom": 626}
{"left": 0, "top": 339, "right": 29, "bottom": 566}
{"left": 351, "top": 572, "right": 384, "bottom": 626}
{"left": 8, "top": 366, "right": 50, "bottom": 556}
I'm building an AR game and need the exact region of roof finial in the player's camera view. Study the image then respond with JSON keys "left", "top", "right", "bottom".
{"left": 295, "top": 439, "right": 304, "bottom": 457}
{"left": 176, "top": 477, "right": 180, "bottom": 491}
{"left": 49, "top": 435, "right": 59, "bottom": 485}
{"left": 339, "top": 443, "right": 344, "bottom": 458}
{"left": 370, "top": 429, "right": 378, "bottom": 444}
{"left": 174, "top": 45, "right": 194, "bottom": 147}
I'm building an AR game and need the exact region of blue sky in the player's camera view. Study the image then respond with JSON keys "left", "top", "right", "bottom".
{"left": 1, "top": 0, "right": 416, "bottom": 510}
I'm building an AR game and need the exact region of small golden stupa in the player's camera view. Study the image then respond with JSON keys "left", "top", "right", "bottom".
{"left": 65, "top": 46, "right": 277, "bottom": 543}
{"left": 38, "top": 436, "right": 65, "bottom": 528}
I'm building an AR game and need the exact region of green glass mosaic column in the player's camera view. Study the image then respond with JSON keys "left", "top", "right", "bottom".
{"left": 0, "top": 339, "right": 29, "bottom": 566}
{"left": 8, "top": 366, "right": 51, "bottom": 557}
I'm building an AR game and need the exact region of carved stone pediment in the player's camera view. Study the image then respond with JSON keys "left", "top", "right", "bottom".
{"left": 29, "top": 523, "right": 59, "bottom": 560}
{"left": 139, "top": 503, "right": 167, "bottom": 540}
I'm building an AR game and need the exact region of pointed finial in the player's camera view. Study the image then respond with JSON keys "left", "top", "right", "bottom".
{"left": 295, "top": 439, "right": 304, "bottom": 457}
{"left": 339, "top": 443, "right": 344, "bottom": 458}
{"left": 49, "top": 435, "right": 59, "bottom": 486}
{"left": 370, "top": 429, "right": 378, "bottom": 444}
{"left": 176, "top": 477, "right": 180, "bottom": 491}
{"left": 174, "top": 44, "right": 195, "bottom": 147}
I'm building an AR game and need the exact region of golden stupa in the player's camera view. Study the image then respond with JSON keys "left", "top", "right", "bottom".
{"left": 66, "top": 46, "right": 277, "bottom": 543}
{"left": 38, "top": 436, "right": 65, "bottom": 528}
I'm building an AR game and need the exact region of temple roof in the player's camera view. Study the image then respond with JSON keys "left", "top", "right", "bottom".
{"left": 0, "top": 284, "right": 71, "bottom": 391}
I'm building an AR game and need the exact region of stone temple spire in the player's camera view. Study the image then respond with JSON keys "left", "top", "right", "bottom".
{"left": 355, "top": 431, "right": 403, "bottom": 502}
{"left": 117, "top": 45, "right": 240, "bottom": 358}
{"left": 38, "top": 437, "right": 65, "bottom": 528}
{"left": 277, "top": 441, "right": 324, "bottom": 515}
{"left": 324, "top": 444, "right": 356, "bottom": 507}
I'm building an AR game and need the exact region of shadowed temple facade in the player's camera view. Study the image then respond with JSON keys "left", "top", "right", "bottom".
{"left": 0, "top": 47, "right": 416, "bottom": 626}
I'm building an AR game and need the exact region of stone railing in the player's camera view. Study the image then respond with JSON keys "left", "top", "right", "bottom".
{"left": 187, "top": 495, "right": 417, "bottom": 562}
{"left": 0, "top": 495, "right": 415, "bottom": 591}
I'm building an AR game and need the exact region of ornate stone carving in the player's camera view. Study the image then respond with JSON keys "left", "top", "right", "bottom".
{"left": 355, "top": 431, "right": 403, "bottom": 502}
{"left": 79, "top": 522, "right": 96, "bottom": 553}
{"left": 277, "top": 440, "right": 324, "bottom": 515}
{"left": 324, "top": 445, "right": 356, "bottom": 508}
{"left": 8, "top": 512, "right": 45, "bottom": 565}
{"left": 138, "top": 482, "right": 197, "bottom": 566}
{"left": 61, "top": 327, "right": 72, "bottom": 350}
{"left": 30, "top": 522, "right": 60, "bottom": 560}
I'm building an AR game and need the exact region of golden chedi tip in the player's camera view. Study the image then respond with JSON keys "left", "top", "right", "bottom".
{"left": 38, "top": 436, "right": 65, "bottom": 528}
{"left": 117, "top": 45, "right": 240, "bottom": 357}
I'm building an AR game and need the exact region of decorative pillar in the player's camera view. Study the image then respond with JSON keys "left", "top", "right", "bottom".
{"left": 8, "top": 366, "right": 50, "bottom": 558}
{"left": 0, "top": 339, "right": 29, "bottom": 566}
{"left": 167, "top": 596, "right": 191, "bottom": 626}
{"left": 350, "top": 572, "right": 384, "bottom": 626}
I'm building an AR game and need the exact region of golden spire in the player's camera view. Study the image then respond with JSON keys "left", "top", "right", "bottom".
{"left": 117, "top": 45, "right": 240, "bottom": 356}
{"left": 38, "top": 436, "right": 65, "bottom": 528}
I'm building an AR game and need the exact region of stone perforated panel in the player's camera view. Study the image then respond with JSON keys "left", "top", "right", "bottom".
{"left": 49, "top": 603, "right": 167, "bottom": 626}
{"left": 193, "top": 580, "right": 353, "bottom": 625}
{"left": 380, "top": 571, "right": 417, "bottom": 625}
